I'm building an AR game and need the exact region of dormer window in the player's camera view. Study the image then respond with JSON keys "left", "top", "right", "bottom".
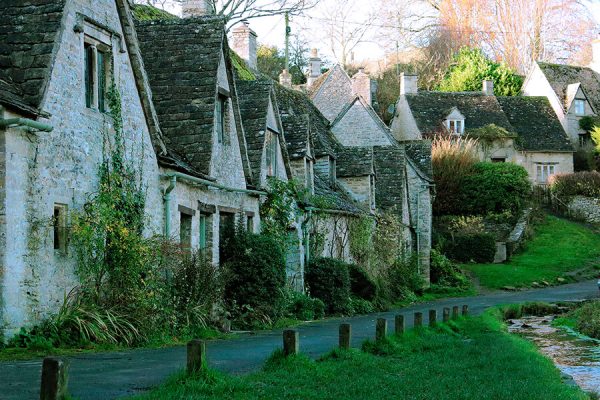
{"left": 574, "top": 99, "right": 585, "bottom": 116}
{"left": 446, "top": 119, "right": 464, "bottom": 135}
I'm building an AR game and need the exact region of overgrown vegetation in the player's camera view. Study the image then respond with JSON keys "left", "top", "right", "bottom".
{"left": 131, "top": 312, "right": 589, "bottom": 400}
{"left": 556, "top": 300, "right": 600, "bottom": 340}
{"left": 463, "top": 215, "right": 600, "bottom": 290}
{"left": 550, "top": 171, "right": 600, "bottom": 198}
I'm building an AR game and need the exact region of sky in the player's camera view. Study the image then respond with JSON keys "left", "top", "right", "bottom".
{"left": 164, "top": 0, "right": 600, "bottom": 66}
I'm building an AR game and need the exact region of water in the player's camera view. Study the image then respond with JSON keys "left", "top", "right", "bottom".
{"left": 509, "top": 316, "right": 600, "bottom": 395}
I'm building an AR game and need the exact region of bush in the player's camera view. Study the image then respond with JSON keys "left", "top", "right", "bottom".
{"left": 550, "top": 171, "right": 600, "bottom": 198}
{"left": 573, "top": 300, "right": 600, "bottom": 339}
{"left": 306, "top": 258, "right": 351, "bottom": 315}
{"left": 461, "top": 162, "right": 531, "bottom": 215}
{"left": 444, "top": 233, "right": 496, "bottom": 263}
{"left": 348, "top": 264, "right": 377, "bottom": 301}
{"left": 430, "top": 250, "right": 470, "bottom": 289}
{"left": 224, "top": 233, "right": 287, "bottom": 323}
{"left": 383, "top": 256, "right": 424, "bottom": 303}
{"left": 349, "top": 297, "right": 375, "bottom": 315}
{"left": 432, "top": 135, "right": 479, "bottom": 215}
{"left": 285, "top": 292, "right": 325, "bottom": 321}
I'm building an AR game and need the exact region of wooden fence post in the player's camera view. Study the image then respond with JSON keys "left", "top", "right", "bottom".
{"left": 187, "top": 339, "right": 206, "bottom": 374}
{"left": 339, "top": 323, "right": 351, "bottom": 349}
{"left": 395, "top": 315, "right": 405, "bottom": 335}
{"left": 414, "top": 312, "right": 423, "bottom": 328}
{"left": 40, "top": 357, "right": 69, "bottom": 400}
{"left": 452, "top": 306, "right": 459, "bottom": 320}
{"left": 443, "top": 307, "right": 450, "bottom": 323}
{"left": 283, "top": 330, "right": 299, "bottom": 356}
{"left": 462, "top": 305, "right": 469, "bottom": 316}
{"left": 429, "top": 309, "right": 437, "bottom": 327}
{"left": 376, "top": 318, "right": 388, "bottom": 341}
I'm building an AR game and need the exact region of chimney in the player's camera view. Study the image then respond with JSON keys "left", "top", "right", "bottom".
{"left": 232, "top": 20, "right": 257, "bottom": 70}
{"left": 182, "top": 0, "right": 214, "bottom": 17}
{"left": 352, "top": 68, "right": 373, "bottom": 106}
{"left": 400, "top": 73, "right": 418, "bottom": 95}
{"left": 307, "top": 48, "right": 322, "bottom": 87}
{"left": 483, "top": 79, "right": 494, "bottom": 96}
{"left": 279, "top": 69, "right": 292, "bottom": 88}
{"left": 590, "top": 39, "right": 600, "bottom": 73}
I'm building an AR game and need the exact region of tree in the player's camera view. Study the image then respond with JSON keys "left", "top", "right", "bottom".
{"left": 437, "top": 47, "right": 523, "bottom": 96}
{"left": 134, "top": 0, "right": 317, "bottom": 29}
{"left": 256, "top": 41, "right": 308, "bottom": 84}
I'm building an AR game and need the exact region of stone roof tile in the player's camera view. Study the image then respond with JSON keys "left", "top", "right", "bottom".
{"left": 337, "top": 146, "right": 373, "bottom": 177}
{"left": 537, "top": 61, "right": 600, "bottom": 113}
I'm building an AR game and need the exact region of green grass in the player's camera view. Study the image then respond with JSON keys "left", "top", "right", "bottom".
{"left": 463, "top": 215, "right": 600, "bottom": 290}
{"left": 130, "top": 311, "right": 588, "bottom": 400}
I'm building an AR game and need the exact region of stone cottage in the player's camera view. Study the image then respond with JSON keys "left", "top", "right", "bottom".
{"left": 306, "top": 63, "right": 434, "bottom": 283}
{"left": 392, "top": 74, "right": 574, "bottom": 185}
{"left": 0, "top": 0, "right": 262, "bottom": 337}
{"left": 522, "top": 39, "right": 600, "bottom": 148}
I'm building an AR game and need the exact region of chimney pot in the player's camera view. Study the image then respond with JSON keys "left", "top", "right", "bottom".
{"left": 279, "top": 69, "right": 292, "bottom": 88}
{"left": 307, "top": 49, "right": 322, "bottom": 87}
{"left": 352, "top": 68, "right": 373, "bottom": 105}
{"left": 400, "top": 73, "right": 418, "bottom": 95}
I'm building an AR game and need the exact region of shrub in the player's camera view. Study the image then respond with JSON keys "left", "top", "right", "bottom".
{"left": 573, "top": 300, "right": 600, "bottom": 339}
{"left": 431, "top": 135, "right": 479, "bottom": 215}
{"left": 306, "top": 258, "right": 351, "bottom": 315}
{"left": 444, "top": 233, "right": 496, "bottom": 263}
{"left": 285, "top": 292, "right": 325, "bottom": 321}
{"left": 349, "top": 297, "right": 375, "bottom": 315}
{"left": 550, "top": 171, "right": 600, "bottom": 198}
{"left": 430, "top": 250, "right": 470, "bottom": 289}
{"left": 461, "top": 162, "right": 531, "bottom": 215}
{"left": 384, "top": 256, "right": 424, "bottom": 300}
{"left": 224, "top": 233, "right": 287, "bottom": 323}
{"left": 348, "top": 264, "right": 377, "bottom": 301}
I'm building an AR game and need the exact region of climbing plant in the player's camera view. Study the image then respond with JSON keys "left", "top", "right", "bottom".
{"left": 259, "top": 178, "right": 303, "bottom": 249}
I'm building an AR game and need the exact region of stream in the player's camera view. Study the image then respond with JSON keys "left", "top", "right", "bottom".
{"left": 508, "top": 316, "right": 600, "bottom": 395}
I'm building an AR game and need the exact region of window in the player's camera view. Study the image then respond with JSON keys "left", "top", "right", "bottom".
{"left": 579, "top": 133, "right": 590, "bottom": 147}
{"left": 219, "top": 212, "right": 236, "bottom": 263}
{"left": 491, "top": 157, "right": 506, "bottom": 163}
{"left": 216, "top": 94, "right": 227, "bottom": 144}
{"left": 53, "top": 204, "right": 68, "bottom": 252}
{"left": 266, "top": 130, "right": 278, "bottom": 177}
{"left": 180, "top": 213, "right": 192, "bottom": 250}
{"left": 446, "top": 119, "right": 464, "bottom": 135}
{"left": 536, "top": 163, "right": 556, "bottom": 184}
{"left": 199, "top": 214, "right": 207, "bottom": 251}
{"left": 247, "top": 214, "right": 254, "bottom": 233}
{"left": 329, "top": 158, "right": 336, "bottom": 186}
{"left": 84, "top": 41, "right": 110, "bottom": 112}
{"left": 574, "top": 99, "right": 585, "bottom": 116}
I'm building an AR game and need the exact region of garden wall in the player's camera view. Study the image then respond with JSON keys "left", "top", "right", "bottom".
{"left": 567, "top": 196, "right": 600, "bottom": 224}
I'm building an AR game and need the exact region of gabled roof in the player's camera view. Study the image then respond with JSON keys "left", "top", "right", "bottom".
{"left": 336, "top": 147, "right": 374, "bottom": 177}
{"left": 331, "top": 95, "right": 396, "bottom": 145}
{"left": 372, "top": 146, "right": 407, "bottom": 213}
{"left": 135, "top": 16, "right": 252, "bottom": 183}
{"left": 310, "top": 64, "right": 354, "bottom": 122}
{"left": 236, "top": 78, "right": 292, "bottom": 181}
{"left": 536, "top": 61, "right": 600, "bottom": 113}
{"left": 404, "top": 141, "right": 433, "bottom": 181}
{"left": 274, "top": 83, "right": 342, "bottom": 159}
{"left": 404, "top": 92, "right": 515, "bottom": 135}
{"left": 496, "top": 96, "right": 574, "bottom": 152}
{"left": 281, "top": 113, "right": 312, "bottom": 159}
{"left": 0, "top": 0, "right": 67, "bottom": 116}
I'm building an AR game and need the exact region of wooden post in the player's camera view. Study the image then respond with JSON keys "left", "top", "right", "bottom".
{"left": 187, "top": 339, "right": 206, "bottom": 374}
{"left": 462, "top": 305, "right": 469, "bottom": 316}
{"left": 414, "top": 312, "right": 423, "bottom": 328}
{"left": 452, "top": 306, "right": 460, "bottom": 320}
{"left": 339, "top": 323, "right": 351, "bottom": 349}
{"left": 429, "top": 309, "right": 437, "bottom": 327}
{"left": 443, "top": 307, "right": 450, "bottom": 323}
{"left": 395, "top": 315, "right": 405, "bottom": 335}
{"left": 40, "top": 357, "right": 69, "bottom": 400}
{"left": 283, "top": 329, "right": 299, "bottom": 356}
{"left": 376, "top": 318, "right": 388, "bottom": 341}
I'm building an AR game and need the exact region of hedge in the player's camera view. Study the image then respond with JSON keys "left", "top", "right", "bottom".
{"left": 444, "top": 233, "right": 496, "bottom": 263}
{"left": 306, "top": 258, "right": 351, "bottom": 315}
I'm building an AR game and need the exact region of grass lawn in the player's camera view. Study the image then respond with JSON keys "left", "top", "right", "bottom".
{"left": 463, "top": 215, "right": 600, "bottom": 290}
{"left": 131, "top": 311, "right": 588, "bottom": 400}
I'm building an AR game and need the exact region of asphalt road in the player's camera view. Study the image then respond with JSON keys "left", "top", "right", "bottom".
{"left": 1, "top": 279, "right": 598, "bottom": 400}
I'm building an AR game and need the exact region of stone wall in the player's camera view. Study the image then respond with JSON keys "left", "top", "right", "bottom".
{"left": 331, "top": 100, "right": 392, "bottom": 147}
{"left": 567, "top": 196, "right": 600, "bottom": 224}
{"left": 405, "top": 163, "right": 432, "bottom": 284}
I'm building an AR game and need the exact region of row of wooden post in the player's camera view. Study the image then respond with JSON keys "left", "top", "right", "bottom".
{"left": 38, "top": 304, "right": 470, "bottom": 399}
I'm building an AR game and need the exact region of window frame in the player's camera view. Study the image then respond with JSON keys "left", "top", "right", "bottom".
{"left": 53, "top": 204, "right": 68, "bottom": 253}
{"left": 574, "top": 99, "right": 585, "bottom": 116}
{"left": 536, "top": 163, "right": 556, "bottom": 184}
{"left": 446, "top": 119, "right": 464, "bottom": 135}
{"left": 83, "top": 36, "right": 111, "bottom": 112}
{"left": 266, "top": 129, "right": 279, "bottom": 177}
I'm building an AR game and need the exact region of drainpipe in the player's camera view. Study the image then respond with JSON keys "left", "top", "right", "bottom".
{"left": 163, "top": 175, "right": 177, "bottom": 238}
{"left": 0, "top": 118, "right": 53, "bottom": 132}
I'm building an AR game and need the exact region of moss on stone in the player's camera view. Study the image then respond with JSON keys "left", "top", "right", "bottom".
{"left": 230, "top": 51, "right": 256, "bottom": 81}
{"left": 131, "top": 4, "right": 178, "bottom": 21}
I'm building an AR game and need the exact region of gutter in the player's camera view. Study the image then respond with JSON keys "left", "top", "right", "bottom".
{"left": 0, "top": 117, "right": 53, "bottom": 132}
